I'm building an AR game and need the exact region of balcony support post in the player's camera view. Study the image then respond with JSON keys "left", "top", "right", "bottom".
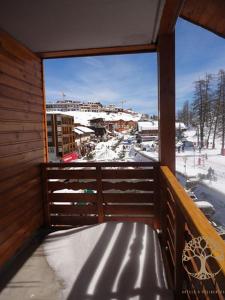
{"left": 158, "top": 32, "right": 176, "bottom": 174}
{"left": 96, "top": 166, "right": 104, "bottom": 223}
{"left": 174, "top": 203, "right": 185, "bottom": 298}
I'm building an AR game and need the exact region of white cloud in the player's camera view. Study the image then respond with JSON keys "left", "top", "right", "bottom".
{"left": 45, "top": 54, "right": 158, "bottom": 113}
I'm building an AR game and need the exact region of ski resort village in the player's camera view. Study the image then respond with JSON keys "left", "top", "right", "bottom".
{"left": 46, "top": 97, "right": 225, "bottom": 239}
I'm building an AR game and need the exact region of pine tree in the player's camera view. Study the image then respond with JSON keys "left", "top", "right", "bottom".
{"left": 218, "top": 70, "right": 225, "bottom": 154}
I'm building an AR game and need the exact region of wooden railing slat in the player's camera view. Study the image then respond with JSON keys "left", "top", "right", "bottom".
{"left": 101, "top": 169, "right": 156, "bottom": 179}
{"left": 102, "top": 181, "right": 155, "bottom": 191}
{"left": 49, "top": 193, "right": 97, "bottom": 202}
{"left": 46, "top": 169, "right": 97, "bottom": 179}
{"left": 51, "top": 215, "right": 98, "bottom": 226}
{"left": 48, "top": 181, "right": 97, "bottom": 191}
{"left": 104, "top": 204, "right": 154, "bottom": 215}
{"left": 96, "top": 166, "right": 104, "bottom": 223}
{"left": 42, "top": 161, "right": 159, "bottom": 168}
{"left": 103, "top": 193, "right": 155, "bottom": 203}
{"left": 50, "top": 204, "right": 97, "bottom": 214}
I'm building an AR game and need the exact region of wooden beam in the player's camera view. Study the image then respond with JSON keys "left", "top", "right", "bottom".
{"left": 159, "top": 0, "right": 186, "bottom": 35}
{"left": 37, "top": 44, "right": 156, "bottom": 59}
{"left": 158, "top": 32, "right": 175, "bottom": 174}
{"left": 181, "top": 0, "right": 225, "bottom": 40}
{"left": 41, "top": 61, "right": 48, "bottom": 163}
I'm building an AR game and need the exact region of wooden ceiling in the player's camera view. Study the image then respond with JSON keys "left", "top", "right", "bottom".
{"left": 0, "top": 0, "right": 224, "bottom": 59}
{"left": 181, "top": 0, "right": 225, "bottom": 39}
{"left": 0, "top": 0, "right": 165, "bottom": 55}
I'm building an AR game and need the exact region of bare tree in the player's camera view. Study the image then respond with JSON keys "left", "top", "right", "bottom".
{"left": 177, "top": 100, "right": 191, "bottom": 126}
{"left": 192, "top": 74, "right": 213, "bottom": 148}
{"left": 193, "top": 80, "right": 205, "bottom": 148}
{"left": 218, "top": 70, "right": 225, "bottom": 154}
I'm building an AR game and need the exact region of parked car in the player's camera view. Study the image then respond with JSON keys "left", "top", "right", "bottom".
{"left": 195, "top": 201, "right": 215, "bottom": 218}
{"left": 185, "top": 188, "right": 215, "bottom": 218}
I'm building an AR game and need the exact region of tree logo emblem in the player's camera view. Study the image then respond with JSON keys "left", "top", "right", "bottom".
{"left": 182, "top": 236, "right": 224, "bottom": 280}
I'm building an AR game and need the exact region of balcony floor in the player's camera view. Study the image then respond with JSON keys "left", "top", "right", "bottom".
{"left": 0, "top": 241, "right": 62, "bottom": 300}
{"left": 0, "top": 222, "right": 173, "bottom": 300}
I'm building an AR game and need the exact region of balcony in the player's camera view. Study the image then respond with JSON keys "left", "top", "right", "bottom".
{"left": 37, "top": 161, "right": 225, "bottom": 298}
{"left": 1, "top": 0, "right": 225, "bottom": 298}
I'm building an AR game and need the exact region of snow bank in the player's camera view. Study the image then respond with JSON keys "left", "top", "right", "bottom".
{"left": 44, "top": 224, "right": 106, "bottom": 299}
{"left": 95, "top": 147, "right": 119, "bottom": 161}
{"left": 50, "top": 111, "right": 141, "bottom": 126}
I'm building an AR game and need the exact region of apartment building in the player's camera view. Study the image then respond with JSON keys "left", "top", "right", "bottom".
{"left": 46, "top": 100, "right": 102, "bottom": 112}
{"left": 46, "top": 100, "right": 82, "bottom": 111}
{"left": 102, "top": 104, "right": 119, "bottom": 113}
{"left": 47, "top": 113, "right": 76, "bottom": 161}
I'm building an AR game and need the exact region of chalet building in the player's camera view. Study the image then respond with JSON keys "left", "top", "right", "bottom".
{"left": 47, "top": 113, "right": 76, "bottom": 161}
{"left": 74, "top": 126, "right": 95, "bottom": 144}
{"left": 105, "top": 119, "right": 137, "bottom": 132}
{"left": 74, "top": 126, "right": 95, "bottom": 156}
{"left": 89, "top": 118, "right": 107, "bottom": 138}
{"left": 138, "top": 121, "right": 158, "bottom": 136}
{"left": 138, "top": 121, "right": 187, "bottom": 136}
{"left": 1, "top": 1, "right": 225, "bottom": 299}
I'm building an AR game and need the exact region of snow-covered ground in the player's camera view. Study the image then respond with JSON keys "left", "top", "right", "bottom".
{"left": 176, "top": 130, "right": 225, "bottom": 194}
{"left": 133, "top": 128, "right": 225, "bottom": 197}
{"left": 135, "top": 145, "right": 225, "bottom": 195}
{"left": 48, "top": 111, "right": 141, "bottom": 126}
{"left": 91, "top": 138, "right": 120, "bottom": 161}
{"left": 176, "top": 148, "right": 225, "bottom": 194}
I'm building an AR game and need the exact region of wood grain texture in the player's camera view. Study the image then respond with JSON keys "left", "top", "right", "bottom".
{"left": 159, "top": 0, "right": 185, "bottom": 34}
{"left": 160, "top": 166, "right": 225, "bottom": 297}
{"left": 51, "top": 216, "right": 98, "bottom": 226}
{"left": 158, "top": 33, "right": 175, "bottom": 173}
{"left": 44, "top": 162, "right": 159, "bottom": 229}
{"left": 181, "top": 0, "right": 225, "bottom": 39}
{"left": 0, "top": 31, "right": 45, "bottom": 268}
{"left": 38, "top": 44, "right": 156, "bottom": 59}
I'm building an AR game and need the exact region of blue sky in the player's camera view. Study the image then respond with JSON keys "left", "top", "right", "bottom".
{"left": 44, "top": 18, "right": 225, "bottom": 114}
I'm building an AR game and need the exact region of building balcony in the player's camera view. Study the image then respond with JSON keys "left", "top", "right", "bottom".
{"left": 38, "top": 161, "right": 225, "bottom": 298}
{"left": 1, "top": 0, "right": 225, "bottom": 298}
{"left": 1, "top": 161, "right": 224, "bottom": 299}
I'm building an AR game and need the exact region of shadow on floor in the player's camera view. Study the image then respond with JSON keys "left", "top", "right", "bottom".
{"left": 65, "top": 222, "right": 173, "bottom": 300}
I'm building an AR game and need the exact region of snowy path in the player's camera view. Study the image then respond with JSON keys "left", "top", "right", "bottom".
{"left": 132, "top": 147, "right": 225, "bottom": 226}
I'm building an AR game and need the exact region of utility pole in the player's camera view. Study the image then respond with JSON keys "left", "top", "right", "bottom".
{"left": 120, "top": 100, "right": 126, "bottom": 111}
{"left": 61, "top": 91, "right": 66, "bottom": 101}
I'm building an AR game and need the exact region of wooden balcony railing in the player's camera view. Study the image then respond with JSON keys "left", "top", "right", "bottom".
{"left": 160, "top": 166, "right": 225, "bottom": 298}
{"left": 42, "top": 162, "right": 160, "bottom": 228}
{"left": 41, "top": 162, "right": 225, "bottom": 298}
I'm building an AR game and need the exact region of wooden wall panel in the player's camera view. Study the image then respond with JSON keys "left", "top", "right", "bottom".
{"left": 0, "top": 30, "right": 46, "bottom": 268}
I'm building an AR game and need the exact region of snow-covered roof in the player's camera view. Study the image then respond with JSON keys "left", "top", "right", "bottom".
{"left": 47, "top": 111, "right": 141, "bottom": 126}
{"left": 175, "top": 122, "right": 186, "bottom": 130}
{"left": 138, "top": 121, "right": 158, "bottom": 131}
{"left": 138, "top": 121, "right": 187, "bottom": 131}
{"left": 74, "top": 128, "right": 84, "bottom": 135}
{"left": 76, "top": 126, "right": 94, "bottom": 134}
{"left": 195, "top": 201, "right": 214, "bottom": 209}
